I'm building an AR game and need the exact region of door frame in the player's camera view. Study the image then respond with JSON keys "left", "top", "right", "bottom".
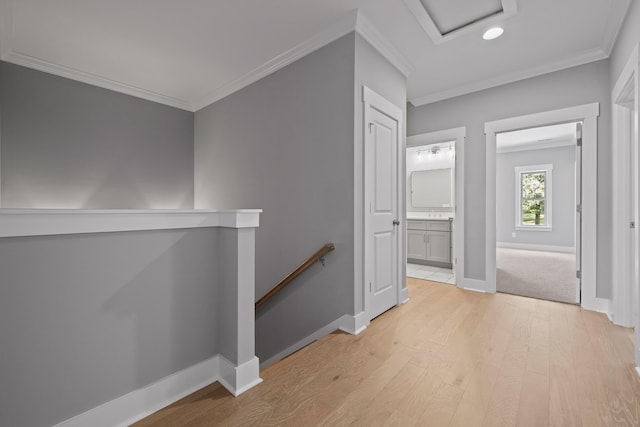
{"left": 485, "top": 103, "right": 605, "bottom": 313}
{"left": 612, "top": 44, "right": 639, "bottom": 329}
{"left": 362, "top": 86, "right": 404, "bottom": 322}
{"left": 407, "top": 127, "right": 466, "bottom": 287}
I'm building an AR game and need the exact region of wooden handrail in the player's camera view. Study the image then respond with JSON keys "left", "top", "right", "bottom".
{"left": 255, "top": 243, "right": 335, "bottom": 309}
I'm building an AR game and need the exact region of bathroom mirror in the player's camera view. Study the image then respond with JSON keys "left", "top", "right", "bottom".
{"left": 411, "top": 168, "right": 453, "bottom": 208}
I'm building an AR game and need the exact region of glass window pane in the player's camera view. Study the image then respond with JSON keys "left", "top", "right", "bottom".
{"left": 520, "top": 172, "right": 546, "bottom": 225}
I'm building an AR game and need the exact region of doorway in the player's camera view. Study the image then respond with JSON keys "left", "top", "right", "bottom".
{"left": 485, "top": 103, "right": 605, "bottom": 313}
{"left": 406, "top": 127, "right": 466, "bottom": 288}
{"left": 495, "top": 122, "right": 581, "bottom": 304}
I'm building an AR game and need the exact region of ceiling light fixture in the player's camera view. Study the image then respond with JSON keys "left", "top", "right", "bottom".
{"left": 483, "top": 26, "right": 504, "bottom": 40}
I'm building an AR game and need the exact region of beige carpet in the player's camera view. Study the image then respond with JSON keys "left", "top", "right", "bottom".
{"left": 496, "top": 247, "right": 577, "bottom": 304}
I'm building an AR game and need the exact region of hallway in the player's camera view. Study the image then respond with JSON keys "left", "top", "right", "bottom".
{"left": 135, "top": 279, "right": 640, "bottom": 426}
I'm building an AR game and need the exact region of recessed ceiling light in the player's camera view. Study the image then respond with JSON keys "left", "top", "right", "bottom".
{"left": 483, "top": 27, "right": 504, "bottom": 40}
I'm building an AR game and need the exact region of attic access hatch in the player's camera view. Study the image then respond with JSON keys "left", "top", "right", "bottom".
{"left": 404, "top": 0, "right": 518, "bottom": 44}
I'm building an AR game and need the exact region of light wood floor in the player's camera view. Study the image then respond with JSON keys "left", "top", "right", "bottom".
{"left": 134, "top": 278, "right": 640, "bottom": 426}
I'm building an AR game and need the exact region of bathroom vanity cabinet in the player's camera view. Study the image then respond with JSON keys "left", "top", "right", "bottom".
{"left": 407, "top": 219, "right": 452, "bottom": 268}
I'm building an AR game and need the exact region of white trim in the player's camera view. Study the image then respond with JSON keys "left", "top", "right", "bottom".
{"left": 0, "top": 209, "right": 262, "bottom": 237}
{"left": 258, "top": 313, "right": 369, "bottom": 370}
{"left": 407, "top": 127, "right": 466, "bottom": 289}
{"left": 217, "top": 356, "right": 262, "bottom": 397}
{"left": 514, "top": 164, "right": 553, "bottom": 230}
{"left": 460, "top": 278, "right": 490, "bottom": 293}
{"left": 635, "top": 366, "right": 640, "bottom": 379}
{"left": 54, "top": 355, "right": 262, "bottom": 427}
{"left": 53, "top": 354, "right": 247, "bottom": 427}
{"left": 601, "top": 0, "right": 632, "bottom": 55}
{"left": 403, "top": 0, "right": 517, "bottom": 45}
{"left": 410, "top": 48, "right": 608, "bottom": 106}
{"left": 611, "top": 44, "right": 639, "bottom": 329}
{"left": 193, "top": 10, "right": 359, "bottom": 111}
{"left": 362, "top": 86, "right": 404, "bottom": 322}
{"left": 497, "top": 242, "right": 575, "bottom": 253}
{"left": 354, "top": 12, "right": 413, "bottom": 77}
{"left": 485, "top": 103, "right": 600, "bottom": 311}
{"left": 399, "top": 287, "right": 410, "bottom": 304}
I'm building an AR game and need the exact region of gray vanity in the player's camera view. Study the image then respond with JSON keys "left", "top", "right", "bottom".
{"left": 407, "top": 218, "right": 453, "bottom": 268}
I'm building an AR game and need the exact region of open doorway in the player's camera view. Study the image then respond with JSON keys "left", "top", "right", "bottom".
{"left": 406, "top": 127, "right": 466, "bottom": 287}
{"left": 495, "top": 123, "right": 581, "bottom": 304}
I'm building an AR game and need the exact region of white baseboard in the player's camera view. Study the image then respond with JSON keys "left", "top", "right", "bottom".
{"left": 635, "top": 366, "right": 640, "bottom": 379}
{"left": 54, "top": 354, "right": 262, "bottom": 427}
{"left": 582, "top": 296, "right": 610, "bottom": 316}
{"left": 399, "top": 287, "right": 410, "bottom": 304}
{"left": 338, "top": 312, "right": 369, "bottom": 335}
{"left": 218, "top": 356, "right": 262, "bottom": 397}
{"left": 497, "top": 242, "right": 575, "bottom": 253}
{"left": 459, "top": 278, "right": 492, "bottom": 293}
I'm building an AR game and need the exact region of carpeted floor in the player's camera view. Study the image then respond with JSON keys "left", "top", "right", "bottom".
{"left": 496, "top": 247, "right": 577, "bottom": 304}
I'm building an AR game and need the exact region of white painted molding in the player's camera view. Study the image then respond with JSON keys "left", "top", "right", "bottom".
{"left": 217, "top": 356, "right": 262, "bottom": 397}
{"left": 497, "top": 242, "right": 575, "bottom": 253}
{"left": 354, "top": 12, "right": 413, "bottom": 77}
{"left": 636, "top": 366, "right": 640, "bottom": 379}
{"left": 460, "top": 278, "right": 492, "bottom": 293}
{"left": 407, "top": 127, "right": 466, "bottom": 147}
{"left": 410, "top": 48, "right": 608, "bottom": 106}
{"left": 54, "top": 354, "right": 262, "bottom": 427}
{"left": 339, "top": 312, "right": 370, "bottom": 335}
{"left": 2, "top": 51, "right": 194, "bottom": 111}
{"left": 0, "top": 209, "right": 262, "bottom": 237}
{"left": 400, "top": 287, "right": 410, "bottom": 304}
{"left": 193, "top": 10, "right": 359, "bottom": 111}
{"left": 602, "top": 0, "right": 632, "bottom": 56}
{"left": 54, "top": 356, "right": 220, "bottom": 427}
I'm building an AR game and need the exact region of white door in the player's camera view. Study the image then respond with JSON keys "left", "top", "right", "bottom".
{"left": 365, "top": 99, "right": 400, "bottom": 320}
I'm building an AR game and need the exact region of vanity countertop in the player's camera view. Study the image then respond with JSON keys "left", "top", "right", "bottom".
{"left": 406, "top": 214, "right": 453, "bottom": 221}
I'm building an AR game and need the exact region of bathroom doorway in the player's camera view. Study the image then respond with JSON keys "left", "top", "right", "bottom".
{"left": 406, "top": 127, "right": 465, "bottom": 287}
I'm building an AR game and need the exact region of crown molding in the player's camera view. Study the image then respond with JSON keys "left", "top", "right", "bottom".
{"left": 410, "top": 47, "right": 608, "bottom": 106}
{"left": 601, "top": 0, "right": 632, "bottom": 55}
{"left": 193, "top": 10, "right": 359, "bottom": 111}
{"left": 354, "top": 12, "right": 414, "bottom": 77}
{"left": 2, "top": 50, "right": 194, "bottom": 110}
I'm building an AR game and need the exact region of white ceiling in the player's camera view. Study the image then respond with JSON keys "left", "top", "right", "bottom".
{"left": 497, "top": 122, "right": 577, "bottom": 152}
{"left": 0, "top": 0, "right": 631, "bottom": 111}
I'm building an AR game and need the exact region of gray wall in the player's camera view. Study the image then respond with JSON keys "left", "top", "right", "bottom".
{"left": 610, "top": 0, "right": 640, "bottom": 87}
{"left": 0, "top": 229, "right": 220, "bottom": 427}
{"left": 195, "top": 34, "right": 356, "bottom": 362}
{"left": 0, "top": 61, "right": 194, "bottom": 209}
{"left": 353, "top": 33, "right": 407, "bottom": 312}
{"left": 496, "top": 145, "right": 576, "bottom": 248}
{"left": 407, "top": 59, "right": 612, "bottom": 297}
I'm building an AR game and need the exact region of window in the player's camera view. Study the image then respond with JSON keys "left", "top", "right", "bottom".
{"left": 515, "top": 164, "right": 552, "bottom": 230}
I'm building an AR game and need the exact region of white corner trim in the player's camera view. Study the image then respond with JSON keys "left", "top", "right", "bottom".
{"left": 54, "top": 356, "right": 220, "bottom": 427}
{"left": 1, "top": 51, "right": 194, "bottom": 111}
{"left": 217, "top": 356, "right": 262, "bottom": 397}
{"left": 193, "top": 10, "right": 359, "bottom": 111}
{"left": 399, "top": 287, "right": 410, "bottom": 304}
{"left": 410, "top": 48, "right": 608, "bottom": 106}
{"left": 460, "top": 278, "right": 492, "bottom": 293}
{"left": 354, "top": 12, "right": 413, "bottom": 77}
{"left": 0, "top": 209, "right": 262, "bottom": 237}
{"left": 338, "top": 312, "right": 370, "bottom": 335}
{"left": 496, "top": 242, "right": 575, "bottom": 253}
{"left": 581, "top": 297, "right": 610, "bottom": 316}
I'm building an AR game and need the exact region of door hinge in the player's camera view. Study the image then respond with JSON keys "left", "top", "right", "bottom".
{"left": 576, "top": 204, "right": 582, "bottom": 213}
{"left": 576, "top": 123, "right": 583, "bottom": 147}
{"left": 632, "top": 221, "right": 636, "bottom": 229}
{"left": 576, "top": 270, "right": 582, "bottom": 279}
{"left": 369, "top": 282, "right": 372, "bottom": 292}
{"left": 368, "top": 122, "right": 374, "bottom": 133}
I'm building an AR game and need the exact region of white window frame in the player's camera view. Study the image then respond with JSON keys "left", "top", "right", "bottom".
{"left": 515, "top": 164, "right": 553, "bottom": 231}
